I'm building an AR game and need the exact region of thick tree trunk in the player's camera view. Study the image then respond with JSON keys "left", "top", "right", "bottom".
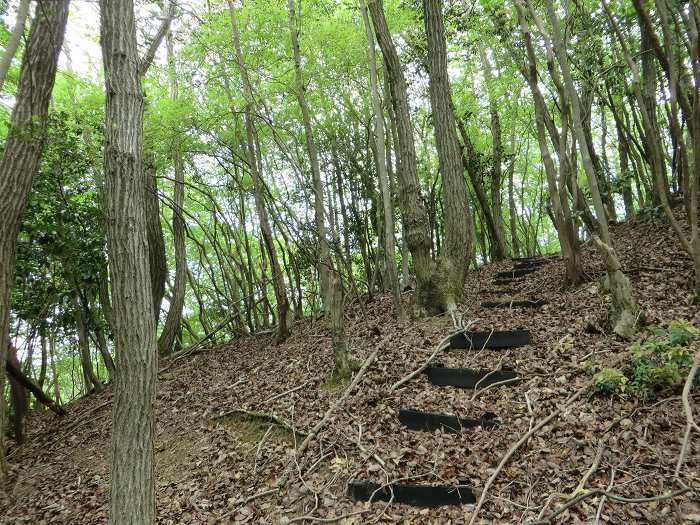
{"left": 368, "top": 0, "right": 439, "bottom": 313}
{"left": 360, "top": 0, "right": 403, "bottom": 318}
{"left": 99, "top": 0, "right": 160, "bottom": 521}
{"left": 424, "top": 0, "right": 474, "bottom": 311}
{"left": 158, "top": 28, "right": 188, "bottom": 356}
{"left": 288, "top": 0, "right": 331, "bottom": 313}
{"left": 228, "top": 1, "right": 290, "bottom": 342}
{"left": 0, "top": 0, "right": 70, "bottom": 483}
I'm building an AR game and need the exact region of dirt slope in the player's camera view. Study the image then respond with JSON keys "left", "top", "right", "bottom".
{"left": 2, "top": 213, "right": 699, "bottom": 524}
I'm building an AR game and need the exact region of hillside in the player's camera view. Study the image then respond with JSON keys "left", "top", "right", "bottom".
{"left": 2, "top": 212, "right": 699, "bottom": 524}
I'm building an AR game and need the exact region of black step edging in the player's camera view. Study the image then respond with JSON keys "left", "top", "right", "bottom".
{"left": 481, "top": 299, "right": 546, "bottom": 309}
{"left": 494, "top": 268, "right": 537, "bottom": 279}
{"left": 449, "top": 330, "right": 531, "bottom": 349}
{"left": 398, "top": 408, "right": 498, "bottom": 433}
{"left": 514, "top": 260, "right": 547, "bottom": 269}
{"left": 348, "top": 480, "right": 476, "bottom": 507}
{"left": 425, "top": 366, "right": 518, "bottom": 388}
{"left": 479, "top": 288, "right": 518, "bottom": 295}
{"left": 493, "top": 278, "right": 522, "bottom": 286}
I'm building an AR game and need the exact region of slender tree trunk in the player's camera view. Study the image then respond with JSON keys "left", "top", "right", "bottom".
{"left": 99, "top": 0, "right": 162, "bottom": 520}
{"left": 0, "top": 0, "right": 70, "bottom": 483}
{"left": 287, "top": 0, "right": 330, "bottom": 312}
{"left": 75, "top": 296, "right": 103, "bottom": 394}
{"left": 360, "top": 0, "right": 403, "bottom": 318}
{"left": 145, "top": 154, "right": 167, "bottom": 323}
{"left": 542, "top": 0, "right": 638, "bottom": 335}
{"left": 329, "top": 271, "right": 356, "bottom": 380}
{"left": 228, "top": 1, "right": 290, "bottom": 342}
{"left": 158, "top": 27, "right": 188, "bottom": 356}
{"left": 0, "top": 0, "right": 31, "bottom": 92}
{"left": 478, "top": 46, "right": 508, "bottom": 260}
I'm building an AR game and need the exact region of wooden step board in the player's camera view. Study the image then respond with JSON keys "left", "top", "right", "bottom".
{"left": 449, "top": 330, "right": 531, "bottom": 349}
{"left": 398, "top": 408, "right": 498, "bottom": 433}
{"left": 493, "top": 278, "right": 522, "bottom": 286}
{"left": 348, "top": 480, "right": 476, "bottom": 507}
{"left": 512, "top": 254, "right": 557, "bottom": 262}
{"left": 426, "top": 366, "right": 518, "bottom": 388}
{"left": 494, "top": 268, "right": 537, "bottom": 279}
{"left": 479, "top": 288, "right": 518, "bottom": 295}
{"left": 481, "top": 299, "right": 546, "bottom": 309}
{"left": 514, "top": 260, "right": 547, "bottom": 269}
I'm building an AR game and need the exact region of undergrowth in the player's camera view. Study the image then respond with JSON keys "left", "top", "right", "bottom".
{"left": 593, "top": 320, "right": 698, "bottom": 399}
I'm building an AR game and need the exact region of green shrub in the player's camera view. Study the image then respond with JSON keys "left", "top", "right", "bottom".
{"left": 593, "top": 320, "right": 698, "bottom": 399}
{"left": 593, "top": 368, "right": 628, "bottom": 395}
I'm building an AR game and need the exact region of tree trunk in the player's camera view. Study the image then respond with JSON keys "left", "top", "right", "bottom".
{"left": 0, "top": 0, "right": 31, "bottom": 92}
{"left": 228, "top": 1, "right": 290, "bottom": 342}
{"left": 145, "top": 154, "right": 167, "bottom": 323}
{"left": 423, "top": 0, "right": 474, "bottom": 311}
{"left": 329, "top": 272, "right": 356, "bottom": 380}
{"left": 288, "top": 0, "right": 330, "bottom": 313}
{"left": 0, "top": 0, "right": 70, "bottom": 483}
{"left": 478, "top": 46, "right": 508, "bottom": 260}
{"left": 99, "top": 0, "right": 159, "bottom": 521}
{"left": 75, "top": 295, "right": 103, "bottom": 394}
{"left": 158, "top": 27, "right": 188, "bottom": 356}
{"left": 360, "top": 0, "right": 403, "bottom": 318}
{"left": 368, "top": 0, "right": 440, "bottom": 313}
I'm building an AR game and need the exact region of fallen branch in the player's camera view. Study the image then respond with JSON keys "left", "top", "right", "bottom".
{"left": 212, "top": 408, "right": 306, "bottom": 440}
{"left": 390, "top": 331, "right": 455, "bottom": 391}
{"left": 6, "top": 357, "right": 65, "bottom": 416}
{"left": 675, "top": 344, "right": 700, "bottom": 476}
{"left": 262, "top": 381, "right": 309, "bottom": 404}
{"left": 526, "top": 485, "right": 690, "bottom": 524}
{"left": 468, "top": 383, "right": 590, "bottom": 525}
{"left": 232, "top": 346, "right": 380, "bottom": 509}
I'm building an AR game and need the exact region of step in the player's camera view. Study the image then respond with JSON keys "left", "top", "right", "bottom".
{"left": 398, "top": 408, "right": 498, "bottom": 433}
{"left": 449, "top": 330, "right": 531, "bottom": 349}
{"left": 481, "top": 299, "right": 546, "bottom": 309}
{"left": 514, "top": 260, "right": 548, "bottom": 270}
{"left": 348, "top": 480, "right": 476, "bottom": 507}
{"left": 425, "top": 366, "right": 518, "bottom": 388}
{"left": 493, "top": 278, "right": 522, "bottom": 286}
{"left": 494, "top": 268, "right": 537, "bottom": 279}
{"left": 479, "top": 288, "right": 518, "bottom": 295}
{"left": 512, "top": 254, "right": 558, "bottom": 262}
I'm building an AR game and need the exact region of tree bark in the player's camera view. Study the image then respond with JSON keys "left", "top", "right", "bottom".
{"left": 423, "top": 0, "right": 474, "bottom": 311}
{"left": 99, "top": 0, "right": 159, "bottom": 521}
{"left": 367, "top": 0, "right": 438, "bottom": 312}
{"left": 0, "top": 0, "right": 70, "bottom": 483}
{"left": 145, "top": 154, "right": 167, "bottom": 323}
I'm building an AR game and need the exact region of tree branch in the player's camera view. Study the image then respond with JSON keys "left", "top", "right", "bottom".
{"left": 138, "top": 1, "right": 175, "bottom": 77}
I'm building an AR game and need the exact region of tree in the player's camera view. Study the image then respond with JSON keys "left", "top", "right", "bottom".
{"left": 0, "top": 0, "right": 70, "bottom": 484}
{"left": 423, "top": 0, "right": 475, "bottom": 310}
{"left": 228, "top": 0, "right": 291, "bottom": 342}
{"left": 287, "top": 0, "right": 331, "bottom": 312}
{"left": 359, "top": 0, "right": 402, "bottom": 318}
{"left": 99, "top": 0, "right": 171, "bottom": 521}
{"left": 0, "top": 0, "right": 30, "bottom": 92}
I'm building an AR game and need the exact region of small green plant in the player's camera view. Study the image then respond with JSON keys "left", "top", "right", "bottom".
{"left": 593, "top": 320, "right": 698, "bottom": 399}
{"left": 593, "top": 368, "right": 628, "bottom": 395}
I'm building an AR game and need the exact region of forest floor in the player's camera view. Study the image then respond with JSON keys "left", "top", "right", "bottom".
{"left": 2, "top": 211, "right": 700, "bottom": 524}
